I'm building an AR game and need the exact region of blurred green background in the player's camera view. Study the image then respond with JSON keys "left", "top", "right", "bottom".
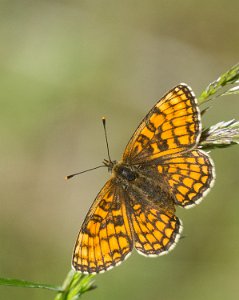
{"left": 0, "top": 1, "right": 239, "bottom": 299}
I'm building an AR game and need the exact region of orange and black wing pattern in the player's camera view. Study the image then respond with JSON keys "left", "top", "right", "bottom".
{"left": 128, "top": 199, "right": 182, "bottom": 256}
{"left": 158, "top": 149, "right": 215, "bottom": 208}
{"left": 123, "top": 84, "right": 201, "bottom": 164}
{"left": 72, "top": 180, "right": 133, "bottom": 274}
{"left": 132, "top": 209, "right": 182, "bottom": 257}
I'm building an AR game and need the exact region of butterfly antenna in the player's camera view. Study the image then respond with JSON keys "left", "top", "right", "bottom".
{"left": 65, "top": 165, "right": 105, "bottom": 180}
{"left": 66, "top": 117, "right": 112, "bottom": 180}
{"left": 102, "top": 117, "right": 112, "bottom": 162}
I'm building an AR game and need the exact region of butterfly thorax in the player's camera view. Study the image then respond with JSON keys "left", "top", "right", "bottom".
{"left": 111, "top": 160, "right": 176, "bottom": 213}
{"left": 113, "top": 162, "right": 138, "bottom": 182}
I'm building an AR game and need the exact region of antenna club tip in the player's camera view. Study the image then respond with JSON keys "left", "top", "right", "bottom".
{"left": 65, "top": 175, "right": 71, "bottom": 180}
{"left": 102, "top": 116, "right": 106, "bottom": 124}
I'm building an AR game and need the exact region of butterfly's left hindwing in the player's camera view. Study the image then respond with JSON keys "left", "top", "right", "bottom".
{"left": 158, "top": 149, "right": 215, "bottom": 208}
{"left": 72, "top": 180, "right": 133, "bottom": 274}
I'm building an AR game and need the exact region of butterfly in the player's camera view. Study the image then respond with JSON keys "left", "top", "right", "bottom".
{"left": 72, "top": 84, "right": 215, "bottom": 274}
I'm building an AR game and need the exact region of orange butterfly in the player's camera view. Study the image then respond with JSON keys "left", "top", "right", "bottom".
{"left": 72, "top": 84, "right": 215, "bottom": 274}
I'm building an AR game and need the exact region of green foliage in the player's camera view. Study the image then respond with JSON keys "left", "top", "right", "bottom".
{"left": 54, "top": 271, "right": 96, "bottom": 300}
{"left": 0, "top": 277, "right": 61, "bottom": 291}
{"left": 0, "top": 272, "right": 96, "bottom": 300}
{"left": 197, "top": 63, "right": 239, "bottom": 149}
{"left": 198, "top": 63, "right": 239, "bottom": 104}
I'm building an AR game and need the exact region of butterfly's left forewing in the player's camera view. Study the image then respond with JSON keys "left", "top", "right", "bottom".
{"left": 123, "top": 84, "right": 201, "bottom": 164}
{"left": 72, "top": 180, "right": 133, "bottom": 274}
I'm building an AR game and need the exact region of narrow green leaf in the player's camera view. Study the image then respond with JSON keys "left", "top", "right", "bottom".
{"left": 0, "top": 277, "right": 61, "bottom": 291}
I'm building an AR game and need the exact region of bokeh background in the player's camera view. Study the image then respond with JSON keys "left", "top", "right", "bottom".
{"left": 0, "top": 1, "right": 239, "bottom": 299}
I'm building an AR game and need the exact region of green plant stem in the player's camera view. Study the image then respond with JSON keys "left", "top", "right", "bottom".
{"left": 54, "top": 270, "right": 96, "bottom": 300}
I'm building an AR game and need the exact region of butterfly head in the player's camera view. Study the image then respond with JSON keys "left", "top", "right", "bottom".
{"left": 103, "top": 159, "right": 117, "bottom": 173}
{"left": 103, "top": 159, "right": 138, "bottom": 182}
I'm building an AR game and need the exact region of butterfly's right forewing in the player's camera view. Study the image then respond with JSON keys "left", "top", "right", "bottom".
{"left": 72, "top": 180, "right": 133, "bottom": 274}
